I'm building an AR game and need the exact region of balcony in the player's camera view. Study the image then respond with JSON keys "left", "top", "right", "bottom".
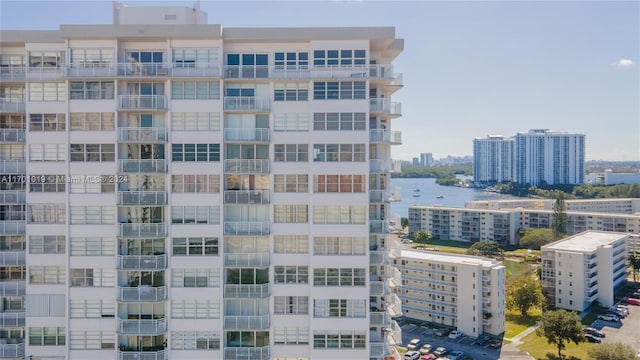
{"left": 118, "top": 286, "right": 167, "bottom": 302}
{"left": 0, "top": 281, "right": 25, "bottom": 296}
{"left": 0, "top": 251, "right": 25, "bottom": 266}
{"left": 224, "top": 159, "right": 270, "bottom": 173}
{"left": 118, "top": 127, "right": 168, "bottom": 142}
{"left": 223, "top": 221, "right": 269, "bottom": 236}
{"left": 118, "top": 255, "right": 167, "bottom": 270}
{"left": 369, "top": 341, "right": 392, "bottom": 359}
{"left": 0, "top": 66, "right": 26, "bottom": 81}
{"left": 223, "top": 346, "right": 269, "bottom": 360}
{"left": 369, "top": 129, "right": 402, "bottom": 145}
{"left": 66, "top": 63, "right": 116, "bottom": 77}
{"left": 117, "top": 63, "right": 170, "bottom": 78}
{"left": 386, "top": 293, "right": 403, "bottom": 318}
{"left": 0, "top": 312, "right": 25, "bottom": 327}
{"left": 369, "top": 98, "right": 402, "bottom": 117}
{"left": 223, "top": 314, "right": 270, "bottom": 330}
{"left": 224, "top": 284, "right": 270, "bottom": 298}
{"left": 0, "top": 99, "right": 25, "bottom": 113}
{"left": 0, "top": 191, "right": 25, "bottom": 204}
{"left": 369, "top": 190, "right": 390, "bottom": 203}
{"left": 224, "top": 253, "right": 270, "bottom": 267}
{"left": 223, "top": 128, "right": 270, "bottom": 142}
{"left": 117, "top": 95, "right": 167, "bottom": 111}
{"left": 118, "top": 223, "right": 167, "bottom": 238}
{"left": 223, "top": 65, "right": 269, "bottom": 79}
{"left": 26, "top": 66, "right": 64, "bottom": 80}
{"left": 0, "top": 342, "right": 24, "bottom": 358}
{"left": 370, "top": 159, "right": 392, "bottom": 173}
{"left": 370, "top": 280, "right": 391, "bottom": 296}
{"left": 370, "top": 250, "right": 390, "bottom": 265}
{"left": 370, "top": 220, "right": 389, "bottom": 234}
{"left": 0, "top": 221, "right": 25, "bottom": 235}
{"left": 117, "top": 191, "right": 167, "bottom": 206}
{"left": 223, "top": 190, "right": 269, "bottom": 204}
{"left": 370, "top": 311, "right": 392, "bottom": 327}
{"left": 223, "top": 97, "right": 270, "bottom": 112}
{"left": 118, "top": 318, "right": 167, "bottom": 334}
{"left": 118, "top": 350, "right": 166, "bottom": 360}
{"left": 118, "top": 159, "right": 167, "bottom": 173}
{"left": 171, "top": 64, "right": 221, "bottom": 78}
{"left": 0, "top": 130, "right": 25, "bottom": 143}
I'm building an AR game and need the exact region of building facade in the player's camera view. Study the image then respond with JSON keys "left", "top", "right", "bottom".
{"left": 541, "top": 231, "right": 630, "bottom": 312}
{"left": 0, "top": 3, "right": 404, "bottom": 360}
{"left": 396, "top": 250, "right": 505, "bottom": 337}
{"left": 419, "top": 153, "right": 433, "bottom": 167}
{"left": 472, "top": 135, "right": 515, "bottom": 184}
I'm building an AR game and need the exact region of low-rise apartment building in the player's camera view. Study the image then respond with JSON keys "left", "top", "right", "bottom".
{"left": 466, "top": 198, "right": 640, "bottom": 214}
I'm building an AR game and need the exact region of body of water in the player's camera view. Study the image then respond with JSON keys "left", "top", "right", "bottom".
{"left": 390, "top": 177, "right": 522, "bottom": 219}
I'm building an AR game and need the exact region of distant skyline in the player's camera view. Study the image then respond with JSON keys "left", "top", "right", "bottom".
{"left": 1, "top": 0, "right": 638, "bottom": 161}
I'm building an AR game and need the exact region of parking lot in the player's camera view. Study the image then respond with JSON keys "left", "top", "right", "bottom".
{"left": 588, "top": 300, "right": 640, "bottom": 353}
{"left": 400, "top": 323, "right": 502, "bottom": 360}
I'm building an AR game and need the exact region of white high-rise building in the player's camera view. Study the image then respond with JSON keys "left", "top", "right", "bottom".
{"left": 472, "top": 135, "right": 515, "bottom": 184}
{"left": 419, "top": 153, "right": 433, "bottom": 167}
{"left": 515, "top": 129, "right": 585, "bottom": 186}
{"left": 0, "top": 3, "right": 405, "bottom": 359}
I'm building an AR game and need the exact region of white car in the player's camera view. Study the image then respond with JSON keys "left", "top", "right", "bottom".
{"left": 598, "top": 314, "right": 620, "bottom": 322}
{"left": 406, "top": 338, "right": 422, "bottom": 351}
{"left": 448, "top": 330, "right": 464, "bottom": 339}
{"left": 419, "top": 343, "right": 433, "bottom": 355}
{"left": 404, "top": 351, "right": 421, "bottom": 360}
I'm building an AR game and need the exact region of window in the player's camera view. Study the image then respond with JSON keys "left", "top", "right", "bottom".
{"left": 172, "top": 81, "right": 220, "bottom": 100}
{"left": 225, "top": 53, "right": 268, "bottom": 78}
{"left": 274, "top": 296, "right": 309, "bottom": 315}
{"left": 69, "top": 176, "right": 115, "bottom": 193}
{"left": 69, "top": 112, "right": 115, "bottom": 131}
{"left": 172, "top": 237, "right": 219, "bottom": 256}
{"left": 70, "top": 268, "right": 115, "bottom": 287}
{"left": 172, "top": 48, "right": 219, "bottom": 68}
{"left": 313, "top": 268, "right": 366, "bottom": 286}
{"left": 0, "top": 144, "right": 25, "bottom": 161}
{"left": 28, "top": 204, "right": 66, "bottom": 224}
{"left": 70, "top": 144, "right": 115, "bottom": 162}
{"left": 28, "top": 83, "right": 66, "bottom": 101}
{"left": 171, "top": 112, "right": 220, "bottom": 131}
{"left": 170, "top": 331, "right": 220, "bottom": 350}
{"left": 0, "top": 266, "right": 25, "bottom": 281}
{"left": 69, "top": 331, "right": 114, "bottom": 350}
{"left": 29, "top": 144, "right": 66, "bottom": 161}
{"left": 0, "top": 114, "right": 25, "bottom": 129}
{"left": 29, "top": 113, "right": 65, "bottom": 131}
{"left": 313, "top": 299, "right": 366, "bottom": 318}
{"left": 313, "top": 81, "right": 366, "bottom": 100}
{"left": 172, "top": 268, "right": 220, "bottom": 288}
{"left": 313, "top": 331, "right": 366, "bottom": 349}
{"left": 29, "top": 327, "right": 65, "bottom": 346}
{"left": 313, "top": 112, "right": 366, "bottom": 131}
{"left": 313, "top": 206, "right": 366, "bottom": 224}
{"left": 171, "top": 300, "right": 220, "bottom": 319}
{"left": 172, "top": 144, "right": 220, "bottom": 162}
{"left": 29, "top": 266, "right": 65, "bottom": 284}
{"left": 69, "top": 300, "right": 115, "bottom": 318}
{"left": 274, "top": 327, "right": 309, "bottom": 345}
{"left": 69, "top": 81, "right": 115, "bottom": 99}
{"left": 171, "top": 175, "right": 220, "bottom": 193}
{"left": 70, "top": 237, "right": 116, "bottom": 256}
{"left": 273, "top": 113, "right": 309, "bottom": 132}
{"left": 313, "top": 175, "right": 365, "bottom": 192}
{"left": 274, "top": 235, "right": 308, "bottom": 254}
{"left": 70, "top": 206, "right": 115, "bottom": 224}
{"left": 274, "top": 205, "right": 308, "bottom": 223}
{"left": 0, "top": 205, "right": 25, "bottom": 221}
{"left": 313, "top": 49, "right": 366, "bottom": 67}
{"left": 0, "top": 55, "right": 25, "bottom": 68}
{"left": 0, "top": 235, "right": 25, "bottom": 251}
{"left": 274, "top": 52, "right": 308, "bottom": 70}
{"left": 313, "top": 237, "right": 366, "bottom": 255}
{"left": 274, "top": 82, "right": 308, "bottom": 101}
{"left": 171, "top": 206, "right": 220, "bottom": 224}
{"left": 70, "top": 48, "right": 113, "bottom": 66}
{"left": 312, "top": 144, "right": 366, "bottom": 162}
{"left": 29, "top": 51, "right": 64, "bottom": 67}
{"left": 274, "top": 266, "right": 308, "bottom": 284}
{"left": 274, "top": 144, "right": 308, "bottom": 162}
{"left": 29, "top": 235, "right": 65, "bottom": 254}
{"left": 29, "top": 175, "right": 66, "bottom": 193}
{"left": 273, "top": 174, "right": 308, "bottom": 193}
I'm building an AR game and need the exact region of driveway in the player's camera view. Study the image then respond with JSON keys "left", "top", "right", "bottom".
{"left": 589, "top": 302, "right": 640, "bottom": 353}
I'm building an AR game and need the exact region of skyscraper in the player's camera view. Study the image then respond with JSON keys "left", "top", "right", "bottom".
{"left": 472, "top": 135, "right": 515, "bottom": 184}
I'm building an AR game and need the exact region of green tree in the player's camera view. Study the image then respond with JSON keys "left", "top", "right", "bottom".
{"left": 587, "top": 342, "right": 637, "bottom": 360}
{"left": 412, "top": 230, "right": 431, "bottom": 243}
{"left": 629, "top": 251, "right": 640, "bottom": 284}
{"left": 536, "top": 309, "right": 584, "bottom": 359}
{"left": 400, "top": 217, "right": 409, "bottom": 229}
{"left": 466, "top": 241, "right": 504, "bottom": 259}
{"left": 507, "top": 275, "right": 543, "bottom": 317}
{"left": 552, "top": 192, "right": 567, "bottom": 239}
{"left": 519, "top": 228, "right": 556, "bottom": 250}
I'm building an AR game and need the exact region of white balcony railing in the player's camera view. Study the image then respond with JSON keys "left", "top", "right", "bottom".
{"left": 0, "top": 129, "right": 25, "bottom": 142}
{"left": 369, "top": 220, "right": 389, "bottom": 234}
{"left": 223, "top": 97, "right": 270, "bottom": 112}
{"left": 224, "top": 253, "right": 270, "bottom": 267}
{"left": 117, "top": 95, "right": 166, "bottom": 110}
{"left": 118, "top": 159, "right": 167, "bottom": 173}
{"left": 26, "top": 66, "right": 64, "bottom": 80}
{"left": 118, "top": 318, "right": 167, "bottom": 334}
{"left": 171, "top": 64, "right": 221, "bottom": 77}
{"left": 223, "top": 346, "right": 269, "bottom": 360}
{"left": 370, "top": 311, "right": 392, "bottom": 327}
{"left": 370, "top": 159, "right": 393, "bottom": 173}
{"left": 118, "top": 350, "right": 166, "bottom": 360}
{"left": 369, "top": 190, "right": 389, "bottom": 203}
{"left": 370, "top": 280, "right": 391, "bottom": 296}
{"left": 0, "top": 281, "right": 25, "bottom": 296}
{"left": 224, "top": 284, "right": 271, "bottom": 298}
{"left": 0, "top": 160, "right": 25, "bottom": 173}
{"left": 118, "top": 255, "right": 167, "bottom": 270}
{"left": 369, "top": 129, "right": 402, "bottom": 145}
{"left": 223, "top": 221, "right": 269, "bottom": 236}
{"left": 118, "top": 223, "right": 167, "bottom": 238}
{"left": 223, "top": 190, "right": 269, "bottom": 204}
{"left": 0, "top": 312, "right": 25, "bottom": 327}
{"left": 0, "top": 191, "right": 25, "bottom": 204}
{"left": 0, "top": 66, "right": 26, "bottom": 81}
{"left": 223, "top": 128, "right": 270, "bottom": 142}
{"left": 370, "top": 98, "right": 402, "bottom": 116}
{"left": 0, "top": 221, "right": 25, "bottom": 235}
{"left": 0, "top": 99, "right": 25, "bottom": 113}
{"left": 0, "top": 251, "right": 25, "bottom": 266}
{"left": 223, "top": 314, "right": 270, "bottom": 330}
{"left": 0, "top": 342, "right": 25, "bottom": 358}
{"left": 223, "top": 159, "right": 270, "bottom": 173}
{"left": 223, "top": 65, "right": 269, "bottom": 79}
{"left": 270, "top": 64, "right": 394, "bottom": 80}
{"left": 66, "top": 63, "right": 116, "bottom": 77}
{"left": 117, "top": 191, "right": 167, "bottom": 206}
{"left": 117, "top": 63, "right": 170, "bottom": 77}
{"left": 118, "top": 127, "right": 168, "bottom": 142}
{"left": 118, "top": 286, "right": 167, "bottom": 302}
{"left": 370, "top": 250, "right": 390, "bottom": 265}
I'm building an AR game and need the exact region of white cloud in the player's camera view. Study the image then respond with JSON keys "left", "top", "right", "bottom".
{"left": 615, "top": 59, "right": 635, "bottom": 67}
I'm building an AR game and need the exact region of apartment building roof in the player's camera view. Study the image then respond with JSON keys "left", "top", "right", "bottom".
{"left": 543, "top": 231, "right": 628, "bottom": 253}
{"left": 400, "top": 249, "right": 502, "bottom": 267}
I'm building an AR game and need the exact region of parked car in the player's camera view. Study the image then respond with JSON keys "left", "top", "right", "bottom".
{"left": 488, "top": 339, "right": 503, "bottom": 349}
{"left": 421, "top": 355, "right": 437, "bottom": 360}
{"left": 448, "top": 330, "right": 464, "bottom": 340}
{"left": 583, "top": 327, "right": 605, "bottom": 338}
{"left": 474, "top": 335, "right": 490, "bottom": 345}
{"left": 607, "top": 309, "right": 627, "bottom": 318}
{"left": 434, "top": 329, "right": 449, "bottom": 337}
{"left": 433, "top": 347, "right": 447, "bottom": 356}
{"left": 407, "top": 338, "right": 422, "bottom": 351}
{"left": 629, "top": 292, "right": 640, "bottom": 299}
{"left": 448, "top": 350, "right": 465, "bottom": 360}
{"left": 419, "top": 343, "right": 433, "bottom": 355}
{"left": 585, "top": 334, "right": 602, "bottom": 343}
{"left": 623, "top": 297, "right": 640, "bottom": 305}
{"left": 598, "top": 314, "right": 620, "bottom": 322}
{"left": 613, "top": 305, "right": 630, "bottom": 315}
{"left": 404, "top": 351, "right": 421, "bottom": 360}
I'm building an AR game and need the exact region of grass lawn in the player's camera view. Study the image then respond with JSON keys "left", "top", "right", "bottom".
{"left": 412, "top": 238, "right": 472, "bottom": 255}
{"left": 518, "top": 329, "right": 596, "bottom": 360}
{"left": 504, "top": 308, "right": 542, "bottom": 339}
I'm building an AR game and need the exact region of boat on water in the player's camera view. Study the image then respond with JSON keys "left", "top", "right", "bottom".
{"left": 412, "top": 187, "right": 421, "bottom": 197}
{"left": 436, "top": 194, "right": 444, "bottom": 199}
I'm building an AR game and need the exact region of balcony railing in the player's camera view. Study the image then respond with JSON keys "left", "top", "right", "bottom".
{"left": 223, "top": 314, "right": 270, "bottom": 330}
{"left": 369, "top": 341, "right": 392, "bottom": 359}
{"left": 117, "top": 63, "right": 170, "bottom": 77}
{"left": 0, "top": 99, "right": 25, "bottom": 113}
{"left": 223, "top": 221, "right": 269, "bottom": 236}
{"left": 0, "top": 251, "right": 25, "bottom": 266}
{"left": 223, "top": 190, "right": 269, "bottom": 204}
{"left": 0, "top": 312, "right": 25, "bottom": 327}
{"left": 370, "top": 159, "right": 392, "bottom": 173}
{"left": 370, "top": 98, "right": 402, "bottom": 116}
{"left": 171, "top": 64, "right": 221, "bottom": 78}
{"left": 224, "top": 253, "right": 270, "bottom": 267}
{"left": 0, "top": 160, "right": 25, "bottom": 173}
{"left": 118, "top": 286, "right": 167, "bottom": 302}
{"left": 118, "top": 223, "right": 167, "bottom": 238}
{"left": 0, "top": 130, "right": 25, "bottom": 143}
{"left": 118, "top": 255, "right": 167, "bottom": 270}
{"left": 117, "top": 191, "right": 167, "bottom": 206}
{"left": 370, "top": 280, "right": 391, "bottom": 296}
{"left": 370, "top": 250, "right": 390, "bottom": 265}
{"left": 0, "top": 191, "right": 25, "bottom": 204}
{"left": 223, "top": 96, "right": 270, "bottom": 112}
{"left": 370, "top": 311, "right": 392, "bottom": 327}
{"left": 117, "top": 95, "right": 167, "bottom": 110}
{"left": 118, "top": 127, "right": 168, "bottom": 142}
{"left": 223, "top": 128, "right": 270, "bottom": 142}
{"left": 118, "top": 350, "right": 166, "bottom": 360}
{"left": 269, "top": 64, "right": 395, "bottom": 80}
{"left": 0, "top": 281, "right": 25, "bottom": 296}
{"left": 0, "top": 221, "right": 25, "bottom": 235}
{"left": 223, "top": 65, "right": 270, "bottom": 79}
{"left": 66, "top": 63, "right": 117, "bottom": 77}
{"left": 118, "top": 318, "right": 167, "bottom": 334}
{"left": 0, "top": 66, "right": 26, "bottom": 81}
{"left": 369, "top": 220, "right": 389, "bottom": 234}
{"left": 118, "top": 159, "right": 167, "bottom": 173}
{"left": 369, "top": 129, "right": 402, "bottom": 145}
{"left": 0, "top": 342, "right": 24, "bottom": 358}
{"left": 223, "top": 346, "right": 269, "bottom": 360}
{"left": 369, "top": 190, "right": 389, "bottom": 203}
{"left": 224, "top": 284, "right": 270, "bottom": 298}
{"left": 26, "top": 66, "right": 64, "bottom": 80}
{"left": 223, "top": 159, "right": 270, "bottom": 173}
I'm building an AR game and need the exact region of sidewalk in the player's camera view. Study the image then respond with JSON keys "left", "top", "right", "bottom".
{"left": 499, "top": 321, "right": 541, "bottom": 360}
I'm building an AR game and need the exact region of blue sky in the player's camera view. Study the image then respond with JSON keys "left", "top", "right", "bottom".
{"left": 1, "top": 0, "right": 638, "bottom": 161}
